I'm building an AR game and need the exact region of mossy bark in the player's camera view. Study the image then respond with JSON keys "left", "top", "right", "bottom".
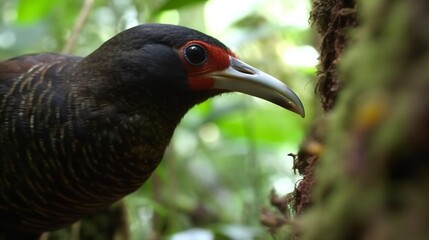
{"left": 262, "top": 0, "right": 429, "bottom": 239}
{"left": 294, "top": 0, "right": 429, "bottom": 239}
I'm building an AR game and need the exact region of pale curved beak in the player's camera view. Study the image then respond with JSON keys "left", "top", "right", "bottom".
{"left": 209, "top": 57, "right": 305, "bottom": 117}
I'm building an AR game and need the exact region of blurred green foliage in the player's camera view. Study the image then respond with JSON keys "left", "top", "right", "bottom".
{"left": 0, "top": 0, "right": 315, "bottom": 239}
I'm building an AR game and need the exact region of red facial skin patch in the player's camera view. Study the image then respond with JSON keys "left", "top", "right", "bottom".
{"left": 178, "top": 40, "right": 237, "bottom": 90}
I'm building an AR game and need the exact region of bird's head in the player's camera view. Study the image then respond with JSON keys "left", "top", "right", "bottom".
{"left": 79, "top": 24, "right": 305, "bottom": 118}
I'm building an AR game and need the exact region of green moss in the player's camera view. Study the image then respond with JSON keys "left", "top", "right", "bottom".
{"left": 298, "top": 0, "right": 429, "bottom": 239}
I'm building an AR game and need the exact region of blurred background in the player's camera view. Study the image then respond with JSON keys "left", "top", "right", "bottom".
{"left": 0, "top": 0, "right": 317, "bottom": 239}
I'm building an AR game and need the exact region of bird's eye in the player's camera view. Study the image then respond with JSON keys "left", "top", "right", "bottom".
{"left": 184, "top": 44, "right": 207, "bottom": 66}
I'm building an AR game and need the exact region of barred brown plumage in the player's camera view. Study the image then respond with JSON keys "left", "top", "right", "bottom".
{"left": 0, "top": 23, "right": 304, "bottom": 239}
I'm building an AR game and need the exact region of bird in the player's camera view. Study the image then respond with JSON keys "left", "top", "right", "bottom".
{"left": 0, "top": 23, "right": 304, "bottom": 239}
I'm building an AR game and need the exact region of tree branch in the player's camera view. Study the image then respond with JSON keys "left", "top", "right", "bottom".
{"left": 62, "top": 0, "right": 95, "bottom": 54}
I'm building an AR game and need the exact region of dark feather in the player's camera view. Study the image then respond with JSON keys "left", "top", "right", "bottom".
{"left": 0, "top": 24, "right": 222, "bottom": 235}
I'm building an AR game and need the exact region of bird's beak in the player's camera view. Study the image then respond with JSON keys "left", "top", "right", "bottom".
{"left": 208, "top": 57, "right": 305, "bottom": 117}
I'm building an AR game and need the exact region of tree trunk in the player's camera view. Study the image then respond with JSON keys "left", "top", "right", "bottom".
{"left": 264, "top": 0, "right": 429, "bottom": 239}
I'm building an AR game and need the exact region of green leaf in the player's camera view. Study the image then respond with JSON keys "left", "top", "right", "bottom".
{"left": 17, "top": 0, "right": 56, "bottom": 23}
{"left": 154, "top": 0, "right": 208, "bottom": 15}
{"left": 216, "top": 102, "right": 305, "bottom": 144}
